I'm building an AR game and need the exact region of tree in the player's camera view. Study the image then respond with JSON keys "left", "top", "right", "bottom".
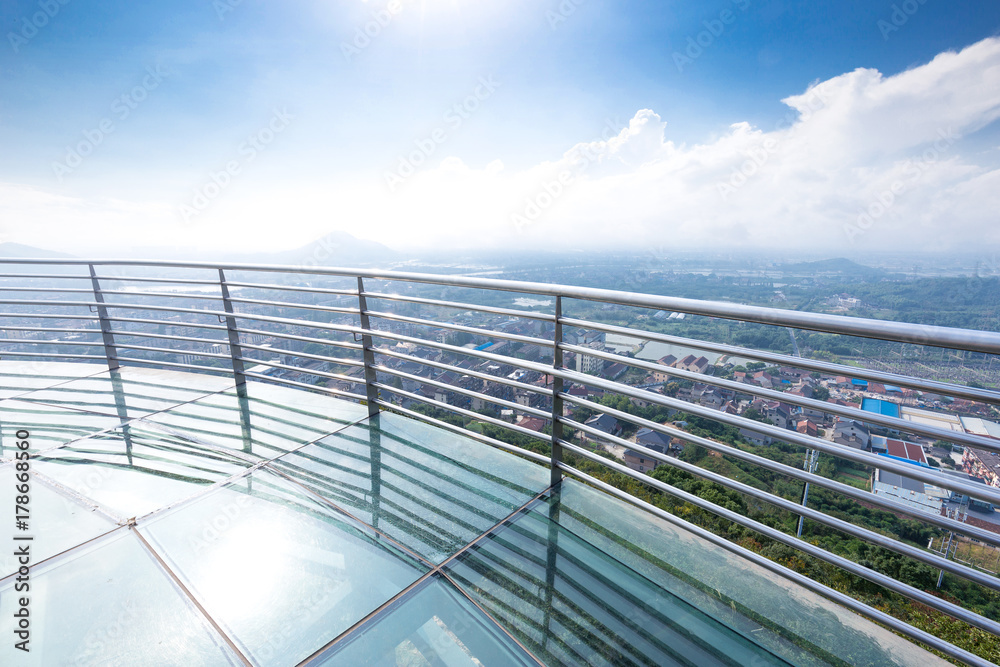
{"left": 743, "top": 407, "right": 772, "bottom": 424}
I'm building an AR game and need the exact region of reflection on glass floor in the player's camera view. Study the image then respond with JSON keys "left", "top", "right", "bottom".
{"left": 0, "top": 363, "right": 949, "bottom": 666}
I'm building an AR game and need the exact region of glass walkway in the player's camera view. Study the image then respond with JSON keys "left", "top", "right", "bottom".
{"left": 0, "top": 362, "right": 946, "bottom": 666}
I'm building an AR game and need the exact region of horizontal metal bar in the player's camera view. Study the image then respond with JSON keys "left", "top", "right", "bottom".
{"left": 238, "top": 343, "right": 364, "bottom": 367}
{"left": 227, "top": 295, "right": 359, "bottom": 315}
{"left": 0, "top": 326, "right": 101, "bottom": 334}
{"left": 114, "top": 343, "right": 233, "bottom": 360}
{"left": 0, "top": 312, "right": 98, "bottom": 321}
{"left": 238, "top": 370, "right": 366, "bottom": 403}
{"left": 560, "top": 392, "right": 1000, "bottom": 548}
{"left": 235, "top": 357, "right": 366, "bottom": 385}
{"left": 0, "top": 286, "right": 93, "bottom": 294}
{"left": 105, "top": 316, "right": 229, "bottom": 333}
{"left": 562, "top": 317, "right": 1000, "bottom": 407}
{"left": 1, "top": 339, "right": 105, "bottom": 347}
{"left": 0, "top": 298, "right": 100, "bottom": 308}
{"left": 373, "top": 399, "right": 551, "bottom": 466}
{"left": 110, "top": 330, "right": 228, "bottom": 347}
{"left": 221, "top": 280, "right": 357, "bottom": 297}
{"left": 361, "top": 290, "right": 556, "bottom": 322}
{"left": 202, "top": 308, "right": 361, "bottom": 336}
{"left": 564, "top": 415, "right": 1000, "bottom": 592}
{"left": 373, "top": 382, "right": 552, "bottom": 444}
{"left": 93, "top": 274, "right": 221, "bottom": 286}
{"left": 366, "top": 329, "right": 555, "bottom": 370}
{"left": 557, "top": 464, "right": 994, "bottom": 667}
{"left": 9, "top": 259, "right": 1000, "bottom": 354}
{"left": 561, "top": 342, "right": 1000, "bottom": 453}
{"left": 364, "top": 310, "right": 554, "bottom": 348}
{"left": 374, "top": 347, "right": 553, "bottom": 397}
{"left": 113, "top": 356, "right": 233, "bottom": 376}
{"left": 0, "top": 272, "right": 90, "bottom": 280}
{"left": 372, "top": 364, "right": 552, "bottom": 420}
{"left": 233, "top": 326, "right": 363, "bottom": 351}
{"left": 0, "top": 351, "right": 108, "bottom": 361}
{"left": 555, "top": 437, "right": 1000, "bottom": 636}
{"left": 98, "top": 289, "right": 221, "bottom": 301}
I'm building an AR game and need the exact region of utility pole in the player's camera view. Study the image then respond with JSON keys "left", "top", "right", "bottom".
{"left": 937, "top": 531, "right": 954, "bottom": 589}
{"left": 797, "top": 449, "right": 820, "bottom": 538}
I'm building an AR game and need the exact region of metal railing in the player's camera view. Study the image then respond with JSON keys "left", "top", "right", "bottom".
{"left": 3, "top": 258, "right": 1000, "bottom": 665}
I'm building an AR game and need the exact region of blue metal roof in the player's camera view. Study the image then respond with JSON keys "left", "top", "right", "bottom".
{"left": 862, "top": 398, "right": 901, "bottom": 419}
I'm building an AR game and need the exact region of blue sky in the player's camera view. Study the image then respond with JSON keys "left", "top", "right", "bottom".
{"left": 1, "top": 0, "right": 1000, "bottom": 255}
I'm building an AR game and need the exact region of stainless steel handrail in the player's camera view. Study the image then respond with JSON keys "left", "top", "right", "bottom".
{"left": 3, "top": 257, "right": 1000, "bottom": 666}
{"left": 5, "top": 258, "right": 1000, "bottom": 352}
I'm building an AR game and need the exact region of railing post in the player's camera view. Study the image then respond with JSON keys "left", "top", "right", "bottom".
{"left": 218, "top": 269, "right": 246, "bottom": 388}
{"left": 357, "top": 277, "right": 380, "bottom": 419}
{"left": 550, "top": 296, "right": 564, "bottom": 486}
{"left": 88, "top": 264, "right": 119, "bottom": 371}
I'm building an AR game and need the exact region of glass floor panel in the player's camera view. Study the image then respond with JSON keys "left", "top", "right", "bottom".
{"left": 30, "top": 423, "right": 254, "bottom": 520}
{"left": 12, "top": 366, "right": 235, "bottom": 420}
{"left": 0, "top": 530, "right": 242, "bottom": 666}
{"left": 314, "top": 575, "right": 538, "bottom": 666}
{"left": 0, "top": 399, "right": 126, "bottom": 456}
{"left": 445, "top": 480, "right": 950, "bottom": 667}
{"left": 0, "top": 463, "right": 118, "bottom": 577}
{"left": 0, "top": 360, "right": 108, "bottom": 400}
{"left": 140, "top": 466, "right": 428, "bottom": 666}
{"left": 0, "top": 364, "right": 952, "bottom": 666}
{"left": 271, "top": 412, "right": 552, "bottom": 563}
{"left": 140, "top": 380, "right": 368, "bottom": 460}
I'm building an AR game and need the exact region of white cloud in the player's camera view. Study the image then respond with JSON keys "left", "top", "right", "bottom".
{"left": 3, "top": 37, "right": 1000, "bottom": 256}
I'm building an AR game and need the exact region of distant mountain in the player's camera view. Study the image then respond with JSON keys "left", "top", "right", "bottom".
{"left": 0, "top": 243, "right": 80, "bottom": 275}
{"left": 0, "top": 232, "right": 396, "bottom": 267}
{"left": 776, "top": 257, "right": 886, "bottom": 276}
{"left": 0, "top": 242, "right": 76, "bottom": 259}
